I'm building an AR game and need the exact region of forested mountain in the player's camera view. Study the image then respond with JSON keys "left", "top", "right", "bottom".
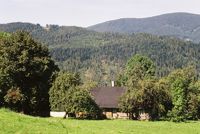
{"left": 0, "top": 22, "right": 93, "bottom": 47}
{"left": 1, "top": 22, "right": 200, "bottom": 85}
{"left": 88, "top": 12, "right": 200, "bottom": 43}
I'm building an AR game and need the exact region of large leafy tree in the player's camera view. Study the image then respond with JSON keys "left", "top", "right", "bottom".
{"left": 119, "top": 79, "right": 171, "bottom": 120}
{"left": 125, "top": 54, "right": 156, "bottom": 79}
{"left": 49, "top": 71, "right": 101, "bottom": 119}
{"left": 167, "top": 67, "right": 200, "bottom": 121}
{"left": 119, "top": 54, "right": 170, "bottom": 120}
{"left": 0, "top": 31, "right": 58, "bottom": 116}
{"left": 117, "top": 54, "right": 156, "bottom": 87}
{"left": 190, "top": 81, "right": 200, "bottom": 119}
{"left": 65, "top": 86, "right": 101, "bottom": 119}
{"left": 49, "top": 71, "right": 81, "bottom": 111}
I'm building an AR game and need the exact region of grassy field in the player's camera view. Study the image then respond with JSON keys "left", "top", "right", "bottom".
{"left": 0, "top": 108, "right": 200, "bottom": 134}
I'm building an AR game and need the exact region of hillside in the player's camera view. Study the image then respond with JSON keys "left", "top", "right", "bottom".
{"left": 0, "top": 108, "right": 200, "bottom": 134}
{"left": 0, "top": 22, "right": 94, "bottom": 47}
{"left": 88, "top": 12, "right": 200, "bottom": 43}
{"left": 1, "top": 22, "right": 200, "bottom": 85}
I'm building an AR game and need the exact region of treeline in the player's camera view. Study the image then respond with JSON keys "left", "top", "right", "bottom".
{"left": 1, "top": 23, "right": 200, "bottom": 86}
{"left": 51, "top": 34, "right": 200, "bottom": 86}
{"left": 118, "top": 54, "right": 200, "bottom": 122}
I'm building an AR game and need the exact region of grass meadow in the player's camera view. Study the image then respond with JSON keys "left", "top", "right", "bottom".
{"left": 0, "top": 108, "right": 200, "bottom": 134}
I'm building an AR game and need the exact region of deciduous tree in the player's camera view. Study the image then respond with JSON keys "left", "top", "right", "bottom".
{"left": 49, "top": 71, "right": 81, "bottom": 111}
{"left": 0, "top": 31, "right": 58, "bottom": 116}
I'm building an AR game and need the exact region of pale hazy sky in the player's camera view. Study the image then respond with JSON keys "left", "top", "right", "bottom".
{"left": 1, "top": 0, "right": 200, "bottom": 27}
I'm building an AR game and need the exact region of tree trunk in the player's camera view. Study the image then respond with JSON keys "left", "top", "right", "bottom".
{"left": 63, "top": 111, "right": 68, "bottom": 119}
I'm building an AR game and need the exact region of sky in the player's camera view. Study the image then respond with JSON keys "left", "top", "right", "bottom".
{"left": 1, "top": 0, "right": 200, "bottom": 27}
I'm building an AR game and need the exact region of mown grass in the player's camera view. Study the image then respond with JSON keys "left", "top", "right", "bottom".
{"left": 0, "top": 108, "right": 200, "bottom": 134}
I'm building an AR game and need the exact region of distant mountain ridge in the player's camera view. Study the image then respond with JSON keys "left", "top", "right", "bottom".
{"left": 88, "top": 12, "right": 200, "bottom": 43}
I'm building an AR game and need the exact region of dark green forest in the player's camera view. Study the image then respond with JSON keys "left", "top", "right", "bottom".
{"left": 1, "top": 22, "right": 200, "bottom": 85}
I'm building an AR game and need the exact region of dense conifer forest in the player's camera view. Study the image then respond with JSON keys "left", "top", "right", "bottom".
{"left": 1, "top": 22, "right": 200, "bottom": 85}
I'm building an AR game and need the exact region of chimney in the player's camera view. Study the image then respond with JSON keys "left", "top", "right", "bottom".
{"left": 111, "top": 81, "right": 114, "bottom": 87}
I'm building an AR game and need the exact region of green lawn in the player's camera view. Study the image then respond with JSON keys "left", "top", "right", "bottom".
{"left": 0, "top": 108, "right": 200, "bottom": 134}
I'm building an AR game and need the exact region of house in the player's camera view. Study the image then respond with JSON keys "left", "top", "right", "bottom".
{"left": 50, "top": 85, "right": 127, "bottom": 119}
{"left": 90, "top": 86, "right": 128, "bottom": 119}
{"left": 50, "top": 81, "right": 149, "bottom": 120}
{"left": 90, "top": 81, "right": 150, "bottom": 120}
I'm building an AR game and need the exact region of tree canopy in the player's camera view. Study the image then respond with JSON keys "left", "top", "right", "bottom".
{"left": 119, "top": 55, "right": 200, "bottom": 121}
{"left": 166, "top": 67, "right": 200, "bottom": 121}
{"left": 49, "top": 71, "right": 81, "bottom": 111}
{"left": 49, "top": 71, "right": 101, "bottom": 119}
{"left": 0, "top": 31, "right": 58, "bottom": 116}
{"left": 119, "top": 55, "right": 171, "bottom": 120}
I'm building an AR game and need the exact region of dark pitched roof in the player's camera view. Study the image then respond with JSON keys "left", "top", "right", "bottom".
{"left": 90, "top": 87, "right": 125, "bottom": 109}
